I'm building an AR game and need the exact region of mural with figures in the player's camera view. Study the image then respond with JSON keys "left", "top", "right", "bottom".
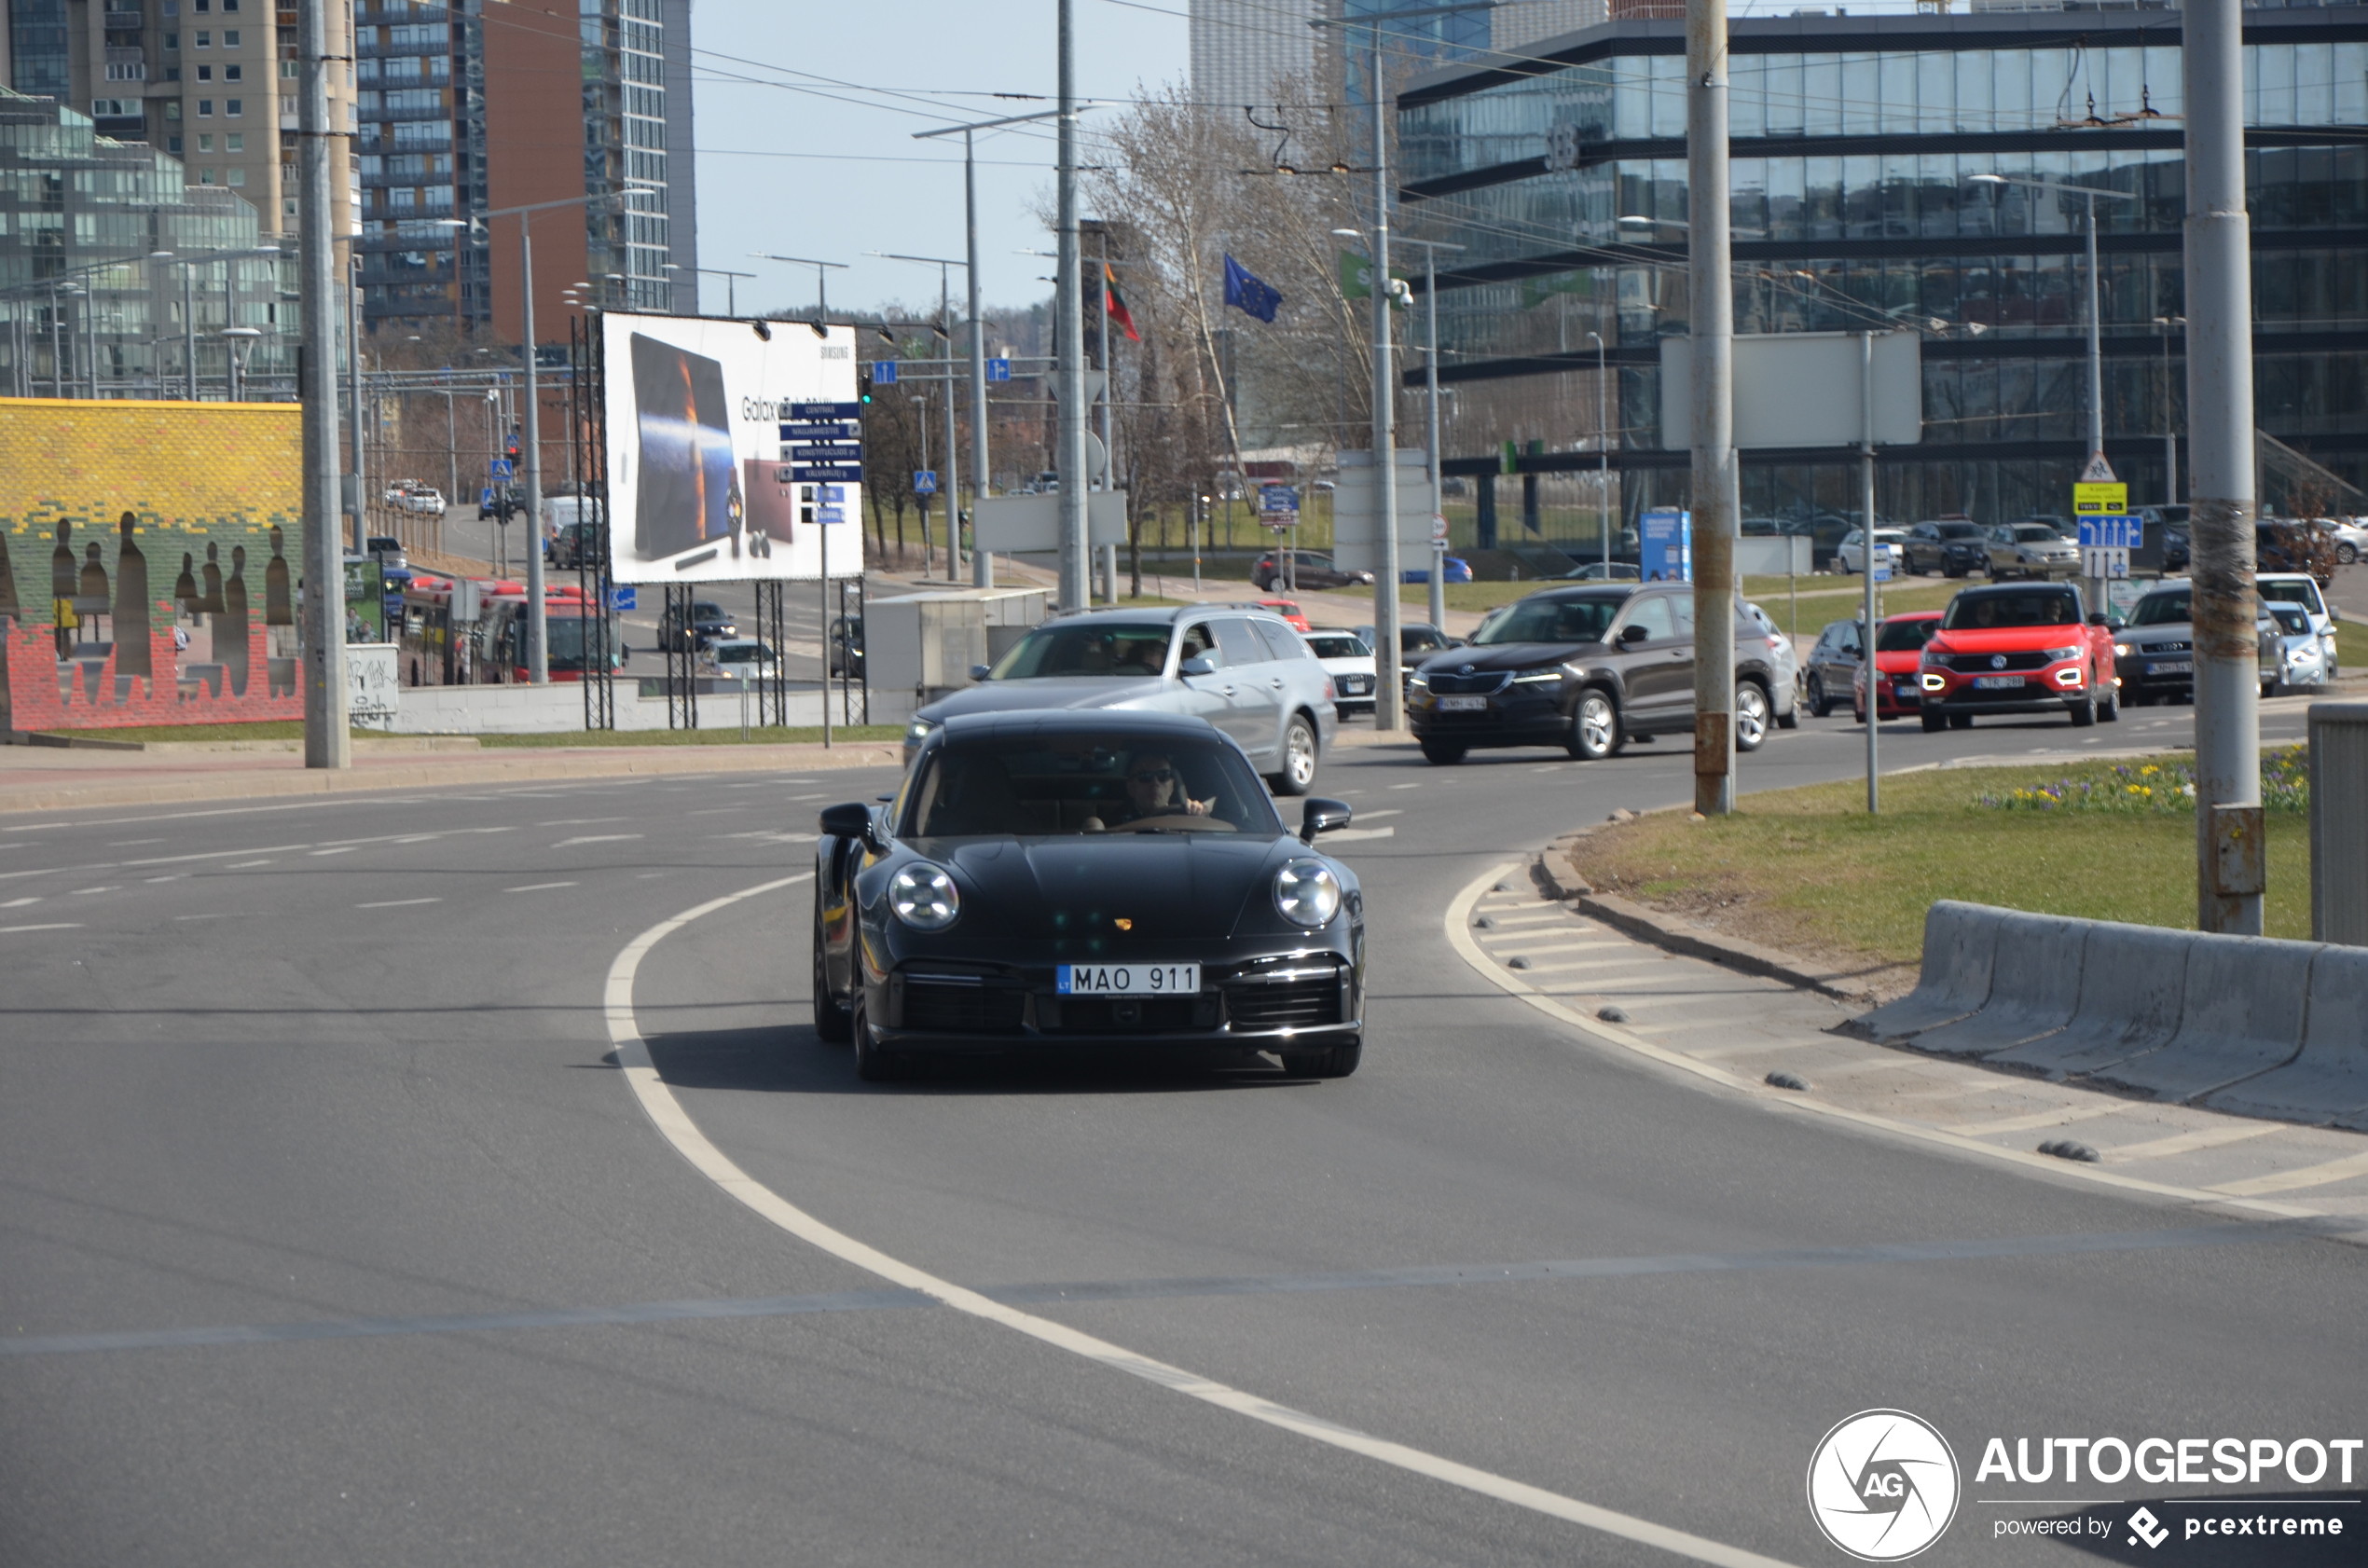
{"left": 0, "top": 399, "right": 305, "bottom": 733}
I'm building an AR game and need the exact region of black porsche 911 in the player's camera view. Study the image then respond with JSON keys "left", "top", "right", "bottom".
{"left": 812, "top": 711, "right": 1366, "bottom": 1081}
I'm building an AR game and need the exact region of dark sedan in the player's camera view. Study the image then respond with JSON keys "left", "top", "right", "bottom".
{"left": 1901, "top": 519, "right": 1989, "bottom": 577}
{"left": 813, "top": 712, "right": 1365, "bottom": 1081}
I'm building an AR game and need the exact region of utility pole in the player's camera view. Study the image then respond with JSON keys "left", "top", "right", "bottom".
{"left": 297, "top": 0, "right": 349, "bottom": 770}
{"left": 1403, "top": 237, "right": 1463, "bottom": 639}
{"left": 1862, "top": 331, "right": 1879, "bottom": 815}
{"left": 1368, "top": 14, "right": 1403, "bottom": 731}
{"left": 349, "top": 254, "right": 365, "bottom": 555}
{"left": 2185, "top": 0, "right": 2263, "bottom": 935}
{"left": 941, "top": 262, "right": 960, "bottom": 582}
{"left": 519, "top": 215, "right": 548, "bottom": 683}
{"left": 1054, "top": 0, "right": 1089, "bottom": 612}
{"left": 1588, "top": 329, "right": 1610, "bottom": 574}
{"left": 1688, "top": 0, "right": 1738, "bottom": 815}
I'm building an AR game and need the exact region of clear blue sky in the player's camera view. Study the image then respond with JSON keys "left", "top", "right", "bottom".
{"left": 683, "top": 0, "right": 1189, "bottom": 322}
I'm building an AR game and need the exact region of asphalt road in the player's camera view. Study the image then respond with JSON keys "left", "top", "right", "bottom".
{"left": 2, "top": 700, "right": 2354, "bottom": 1567}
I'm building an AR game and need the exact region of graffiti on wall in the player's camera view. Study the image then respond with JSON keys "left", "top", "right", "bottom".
{"left": 0, "top": 398, "right": 306, "bottom": 732}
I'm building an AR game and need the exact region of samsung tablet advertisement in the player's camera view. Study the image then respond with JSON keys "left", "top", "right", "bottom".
{"left": 601, "top": 313, "right": 862, "bottom": 585}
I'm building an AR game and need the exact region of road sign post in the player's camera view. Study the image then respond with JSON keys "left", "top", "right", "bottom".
{"left": 2074, "top": 458, "right": 2127, "bottom": 621}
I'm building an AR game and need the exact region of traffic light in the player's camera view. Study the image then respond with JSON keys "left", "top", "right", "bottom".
{"left": 504, "top": 429, "right": 522, "bottom": 463}
{"left": 857, "top": 364, "right": 874, "bottom": 405}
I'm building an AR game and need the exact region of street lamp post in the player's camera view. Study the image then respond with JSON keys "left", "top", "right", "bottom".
{"left": 876, "top": 252, "right": 971, "bottom": 583}
{"left": 660, "top": 263, "right": 754, "bottom": 316}
{"left": 223, "top": 325, "right": 262, "bottom": 401}
{"left": 1401, "top": 237, "right": 1463, "bottom": 639}
{"left": 750, "top": 254, "right": 847, "bottom": 331}
{"left": 1586, "top": 329, "right": 1610, "bottom": 573}
{"left": 2155, "top": 315, "right": 2185, "bottom": 503}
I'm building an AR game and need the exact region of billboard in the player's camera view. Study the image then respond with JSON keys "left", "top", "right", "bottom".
{"left": 601, "top": 312, "right": 863, "bottom": 584}
{"left": 1659, "top": 330, "right": 1921, "bottom": 450}
{"left": 0, "top": 398, "right": 306, "bottom": 733}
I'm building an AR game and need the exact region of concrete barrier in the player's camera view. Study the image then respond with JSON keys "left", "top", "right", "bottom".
{"left": 1854, "top": 901, "right": 2003, "bottom": 1041}
{"left": 2090, "top": 935, "right": 2315, "bottom": 1102}
{"left": 2206, "top": 944, "right": 2368, "bottom": 1127}
{"left": 1988, "top": 923, "right": 2195, "bottom": 1080}
{"left": 1905, "top": 911, "right": 2087, "bottom": 1058}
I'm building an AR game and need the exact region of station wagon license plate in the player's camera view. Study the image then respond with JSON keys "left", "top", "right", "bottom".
{"left": 1973, "top": 675, "right": 2026, "bottom": 689}
{"left": 1437, "top": 695, "right": 1489, "bottom": 711}
{"left": 1057, "top": 963, "right": 1200, "bottom": 995}
{"left": 2152, "top": 658, "right": 2194, "bottom": 675}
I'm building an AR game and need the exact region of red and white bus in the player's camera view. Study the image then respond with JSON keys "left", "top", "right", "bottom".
{"left": 398, "top": 577, "right": 624, "bottom": 686}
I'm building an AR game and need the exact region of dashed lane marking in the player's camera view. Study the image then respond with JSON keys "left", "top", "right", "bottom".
{"left": 504, "top": 882, "right": 580, "bottom": 893}
{"left": 603, "top": 874, "right": 1800, "bottom": 1568}
{"left": 355, "top": 898, "right": 442, "bottom": 910}
{"left": 0, "top": 923, "right": 81, "bottom": 933}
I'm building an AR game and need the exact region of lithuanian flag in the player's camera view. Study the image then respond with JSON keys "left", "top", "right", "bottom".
{"left": 1104, "top": 262, "right": 1140, "bottom": 341}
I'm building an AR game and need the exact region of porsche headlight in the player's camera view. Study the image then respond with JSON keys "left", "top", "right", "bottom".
{"left": 1273, "top": 859, "right": 1342, "bottom": 928}
{"left": 888, "top": 863, "right": 960, "bottom": 930}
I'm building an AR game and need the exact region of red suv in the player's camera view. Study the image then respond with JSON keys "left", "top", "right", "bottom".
{"left": 1917, "top": 583, "right": 2119, "bottom": 730}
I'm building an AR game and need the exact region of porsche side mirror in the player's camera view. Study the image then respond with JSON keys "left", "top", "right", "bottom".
{"left": 1178, "top": 654, "right": 1216, "bottom": 677}
{"left": 819, "top": 802, "right": 880, "bottom": 851}
{"left": 2086, "top": 612, "right": 2110, "bottom": 627}
{"left": 1619, "top": 624, "right": 1650, "bottom": 645}
{"left": 1300, "top": 797, "right": 1353, "bottom": 844}
{"left": 969, "top": 663, "right": 992, "bottom": 682}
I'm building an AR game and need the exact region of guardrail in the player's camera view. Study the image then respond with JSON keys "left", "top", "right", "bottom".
{"left": 1854, "top": 901, "right": 2368, "bottom": 1129}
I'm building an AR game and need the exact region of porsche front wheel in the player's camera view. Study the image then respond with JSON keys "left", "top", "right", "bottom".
{"left": 812, "top": 901, "right": 851, "bottom": 1043}
{"left": 852, "top": 993, "right": 902, "bottom": 1081}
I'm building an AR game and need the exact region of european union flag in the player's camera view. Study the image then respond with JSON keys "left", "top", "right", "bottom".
{"left": 1223, "top": 254, "right": 1282, "bottom": 323}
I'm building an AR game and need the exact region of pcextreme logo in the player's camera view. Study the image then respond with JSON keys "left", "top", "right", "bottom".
{"left": 1807, "top": 1409, "right": 1963, "bottom": 1561}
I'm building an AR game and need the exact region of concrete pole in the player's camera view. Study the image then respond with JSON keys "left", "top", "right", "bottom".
{"left": 182, "top": 263, "right": 197, "bottom": 399}
{"left": 349, "top": 257, "right": 365, "bottom": 554}
{"left": 297, "top": 0, "right": 349, "bottom": 770}
{"left": 2084, "top": 189, "right": 2109, "bottom": 630}
{"left": 966, "top": 128, "right": 992, "bottom": 587}
{"left": 1423, "top": 244, "right": 1446, "bottom": 637}
{"left": 1054, "top": 0, "right": 1089, "bottom": 612}
{"left": 1095, "top": 231, "right": 1115, "bottom": 604}
{"left": 2184, "top": 0, "right": 2263, "bottom": 935}
{"left": 1863, "top": 331, "right": 1879, "bottom": 815}
{"left": 520, "top": 215, "right": 548, "bottom": 683}
{"left": 1370, "top": 19, "right": 1404, "bottom": 732}
{"left": 1687, "top": 0, "right": 1737, "bottom": 815}
{"left": 941, "top": 263, "right": 960, "bottom": 582}
{"left": 1590, "top": 328, "right": 1609, "bottom": 571}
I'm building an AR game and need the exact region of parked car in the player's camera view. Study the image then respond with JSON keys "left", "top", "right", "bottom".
{"left": 1916, "top": 582, "right": 2119, "bottom": 730}
{"left": 811, "top": 710, "right": 1366, "bottom": 1080}
{"left": 902, "top": 606, "right": 1339, "bottom": 796}
{"left": 1303, "top": 628, "right": 1378, "bottom": 718}
{"left": 1836, "top": 528, "right": 1908, "bottom": 575}
{"left": 1900, "top": 519, "right": 1989, "bottom": 577}
{"left": 2266, "top": 603, "right": 2333, "bottom": 695}
{"left": 2111, "top": 581, "right": 2283, "bottom": 705}
{"left": 1256, "top": 598, "right": 1312, "bottom": 632}
{"left": 365, "top": 535, "right": 408, "bottom": 573}
{"left": 2331, "top": 516, "right": 2368, "bottom": 565}
{"left": 1553, "top": 560, "right": 1641, "bottom": 582}
{"left": 1802, "top": 618, "right": 1864, "bottom": 718}
{"left": 1407, "top": 584, "right": 1788, "bottom": 763}
{"left": 1852, "top": 610, "right": 1943, "bottom": 722}
{"left": 2259, "top": 571, "right": 2338, "bottom": 679}
{"left": 1402, "top": 556, "right": 1474, "bottom": 585}
{"left": 699, "top": 638, "right": 781, "bottom": 682}
{"left": 2257, "top": 519, "right": 2339, "bottom": 586}
{"left": 1983, "top": 521, "right": 2081, "bottom": 580}
{"left": 657, "top": 599, "right": 737, "bottom": 653}
{"left": 1251, "top": 550, "right": 1373, "bottom": 591}
{"left": 2136, "top": 505, "right": 2193, "bottom": 572}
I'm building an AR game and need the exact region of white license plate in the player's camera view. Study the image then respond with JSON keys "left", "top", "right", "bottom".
{"left": 1973, "top": 675, "right": 2026, "bottom": 690}
{"left": 2152, "top": 659, "right": 2193, "bottom": 675}
{"left": 1056, "top": 963, "right": 1200, "bottom": 995}
{"left": 1438, "top": 695, "right": 1489, "bottom": 711}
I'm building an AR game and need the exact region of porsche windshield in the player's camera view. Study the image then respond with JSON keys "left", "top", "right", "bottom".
{"left": 988, "top": 622, "right": 1172, "bottom": 679}
{"left": 906, "top": 736, "right": 1286, "bottom": 837}
{"left": 1469, "top": 596, "right": 1622, "bottom": 646}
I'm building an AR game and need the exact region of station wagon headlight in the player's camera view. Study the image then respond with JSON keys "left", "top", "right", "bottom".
{"left": 1273, "top": 859, "right": 1342, "bottom": 928}
{"left": 889, "top": 864, "right": 960, "bottom": 930}
{"left": 902, "top": 716, "right": 937, "bottom": 749}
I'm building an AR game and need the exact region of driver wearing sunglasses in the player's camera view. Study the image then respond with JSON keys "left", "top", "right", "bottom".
{"left": 1112, "top": 750, "right": 1213, "bottom": 823}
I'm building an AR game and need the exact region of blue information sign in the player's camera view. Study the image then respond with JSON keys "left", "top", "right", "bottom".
{"left": 788, "top": 444, "right": 861, "bottom": 461}
{"left": 608, "top": 585, "right": 637, "bottom": 612}
{"left": 2076, "top": 516, "right": 2141, "bottom": 550}
{"left": 489, "top": 458, "right": 514, "bottom": 480}
{"left": 872, "top": 361, "right": 898, "bottom": 385}
{"left": 914, "top": 470, "right": 938, "bottom": 495}
{"left": 780, "top": 420, "right": 859, "bottom": 439}
{"left": 1639, "top": 509, "right": 1692, "bottom": 583}
{"left": 793, "top": 464, "right": 865, "bottom": 483}
{"left": 789, "top": 401, "right": 864, "bottom": 420}
{"left": 986, "top": 357, "right": 1012, "bottom": 383}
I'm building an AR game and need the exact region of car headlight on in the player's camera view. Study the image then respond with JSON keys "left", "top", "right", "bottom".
{"left": 1510, "top": 667, "right": 1563, "bottom": 684}
{"left": 1921, "top": 672, "right": 1948, "bottom": 692}
{"left": 1407, "top": 672, "right": 1428, "bottom": 690}
{"left": 2044, "top": 646, "right": 2082, "bottom": 663}
{"left": 888, "top": 863, "right": 960, "bottom": 930}
{"left": 902, "top": 716, "right": 937, "bottom": 749}
{"left": 1273, "top": 859, "right": 1342, "bottom": 928}
{"left": 2113, "top": 642, "right": 2133, "bottom": 657}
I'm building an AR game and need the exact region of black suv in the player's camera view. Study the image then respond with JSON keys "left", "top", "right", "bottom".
{"left": 1251, "top": 550, "right": 1373, "bottom": 591}
{"left": 1901, "top": 519, "right": 1988, "bottom": 577}
{"left": 657, "top": 599, "right": 737, "bottom": 653}
{"left": 1408, "top": 584, "right": 1784, "bottom": 763}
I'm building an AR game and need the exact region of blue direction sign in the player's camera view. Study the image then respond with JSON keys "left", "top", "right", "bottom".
{"left": 789, "top": 401, "right": 863, "bottom": 420}
{"left": 915, "top": 470, "right": 938, "bottom": 495}
{"left": 780, "top": 421, "right": 859, "bottom": 440}
{"left": 2076, "top": 516, "right": 2141, "bottom": 550}
{"left": 986, "top": 357, "right": 1012, "bottom": 383}
{"left": 788, "top": 444, "right": 863, "bottom": 461}
{"left": 872, "top": 360, "right": 898, "bottom": 385}
{"left": 792, "top": 464, "right": 864, "bottom": 483}
{"left": 609, "top": 585, "right": 637, "bottom": 612}
{"left": 489, "top": 458, "right": 514, "bottom": 480}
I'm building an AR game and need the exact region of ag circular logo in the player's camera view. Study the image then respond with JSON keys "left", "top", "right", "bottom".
{"left": 1806, "top": 1409, "right": 1961, "bottom": 1561}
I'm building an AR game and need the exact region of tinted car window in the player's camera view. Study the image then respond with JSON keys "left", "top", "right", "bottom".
{"left": 1620, "top": 596, "right": 1678, "bottom": 641}
{"left": 906, "top": 736, "right": 1285, "bottom": 837}
{"left": 2272, "top": 606, "right": 2312, "bottom": 635}
{"left": 1876, "top": 619, "right": 1938, "bottom": 653}
{"left": 2129, "top": 592, "right": 2191, "bottom": 626}
{"left": 1471, "top": 596, "right": 1622, "bottom": 645}
{"left": 1305, "top": 633, "right": 1369, "bottom": 658}
{"left": 1403, "top": 626, "right": 1451, "bottom": 653}
{"left": 990, "top": 621, "right": 1174, "bottom": 679}
{"left": 1247, "top": 619, "right": 1308, "bottom": 662}
{"left": 1212, "top": 618, "right": 1269, "bottom": 667}
{"left": 1670, "top": 592, "right": 1696, "bottom": 635}
{"left": 1937, "top": 522, "right": 1982, "bottom": 539}
{"left": 1178, "top": 622, "right": 1219, "bottom": 667}
{"left": 1942, "top": 589, "right": 2082, "bottom": 629}
{"left": 2010, "top": 525, "right": 2059, "bottom": 544}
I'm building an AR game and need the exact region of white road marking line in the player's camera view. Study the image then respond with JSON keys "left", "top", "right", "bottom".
{"left": 0, "top": 923, "right": 81, "bottom": 933}
{"left": 1472, "top": 908, "right": 1568, "bottom": 927}
{"left": 355, "top": 898, "right": 442, "bottom": 910}
{"left": 540, "top": 818, "right": 627, "bottom": 827}
{"left": 1319, "top": 826, "right": 1397, "bottom": 842}
{"left": 1356, "top": 808, "right": 1404, "bottom": 819}
{"left": 1679, "top": 1038, "right": 1824, "bottom": 1059}
{"left": 142, "top": 874, "right": 185, "bottom": 884}
{"left": 225, "top": 860, "right": 275, "bottom": 870}
{"left": 2101, "top": 1122, "right": 2283, "bottom": 1165}
{"left": 69, "top": 887, "right": 120, "bottom": 896}
{"left": 1, "top": 896, "right": 38, "bottom": 908}
{"left": 172, "top": 913, "right": 230, "bottom": 921}
{"left": 552, "top": 834, "right": 643, "bottom": 848}
{"left": 603, "top": 877, "right": 1799, "bottom": 1568}
{"left": 2210, "top": 1147, "right": 2368, "bottom": 1197}
{"left": 1387, "top": 782, "right": 1424, "bottom": 790}
{"left": 504, "top": 881, "right": 580, "bottom": 893}
{"left": 1445, "top": 862, "right": 2332, "bottom": 1222}
{"left": 106, "top": 839, "right": 166, "bottom": 847}
{"left": 2, "top": 823, "right": 69, "bottom": 832}
{"left": 308, "top": 847, "right": 357, "bottom": 858}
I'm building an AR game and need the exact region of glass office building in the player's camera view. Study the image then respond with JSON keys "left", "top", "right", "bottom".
{"left": 1397, "top": 4, "right": 2368, "bottom": 549}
